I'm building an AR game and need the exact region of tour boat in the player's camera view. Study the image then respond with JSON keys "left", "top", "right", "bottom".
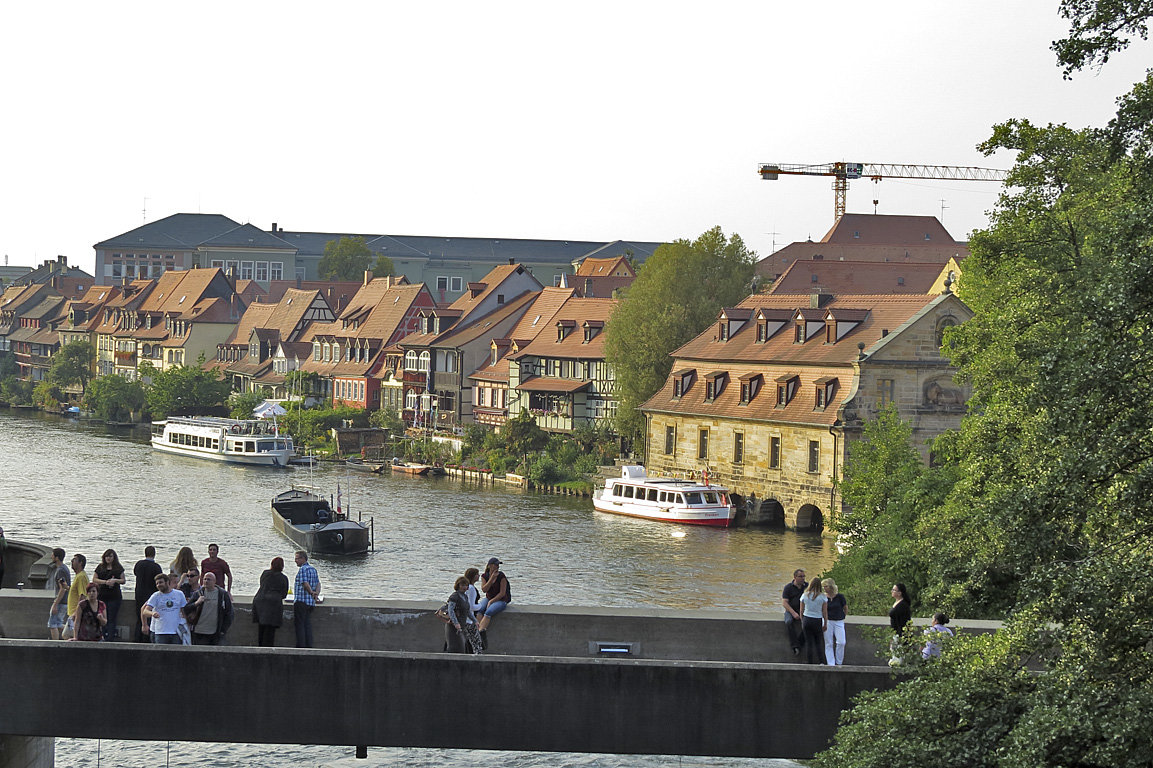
{"left": 592, "top": 465, "right": 737, "bottom": 527}
{"left": 271, "top": 485, "right": 372, "bottom": 556}
{"left": 151, "top": 416, "right": 295, "bottom": 467}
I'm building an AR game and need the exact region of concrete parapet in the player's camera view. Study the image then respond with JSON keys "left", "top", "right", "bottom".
{"left": 0, "top": 540, "right": 53, "bottom": 590}
{"left": 0, "top": 639, "right": 896, "bottom": 758}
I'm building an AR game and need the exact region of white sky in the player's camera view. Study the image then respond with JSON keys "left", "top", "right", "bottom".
{"left": 2, "top": 1, "right": 1150, "bottom": 275}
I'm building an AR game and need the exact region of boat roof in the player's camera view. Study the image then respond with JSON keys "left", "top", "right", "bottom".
{"left": 607, "top": 477, "right": 729, "bottom": 491}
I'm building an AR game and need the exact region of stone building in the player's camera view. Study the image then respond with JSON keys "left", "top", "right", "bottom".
{"left": 640, "top": 290, "right": 972, "bottom": 529}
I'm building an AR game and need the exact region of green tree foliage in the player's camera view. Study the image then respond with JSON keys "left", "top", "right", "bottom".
{"left": 373, "top": 253, "right": 395, "bottom": 278}
{"left": 284, "top": 370, "right": 320, "bottom": 398}
{"left": 1054, "top": 0, "right": 1153, "bottom": 74}
{"left": 229, "top": 390, "right": 266, "bottom": 420}
{"left": 604, "top": 226, "right": 755, "bottom": 445}
{"left": 47, "top": 340, "right": 94, "bottom": 395}
{"left": 817, "top": 11, "right": 1153, "bottom": 764}
{"left": 318, "top": 236, "right": 378, "bottom": 281}
{"left": 368, "top": 406, "right": 404, "bottom": 434}
{"left": 502, "top": 410, "right": 549, "bottom": 470}
{"left": 84, "top": 374, "right": 146, "bottom": 421}
{"left": 141, "top": 360, "right": 231, "bottom": 418}
{"left": 32, "top": 379, "right": 64, "bottom": 408}
{"left": 0, "top": 350, "right": 19, "bottom": 378}
{"left": 279, "top": 403, "right": 366, "bottom": 450}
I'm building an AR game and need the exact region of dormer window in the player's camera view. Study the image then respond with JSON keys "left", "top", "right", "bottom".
{"left": 718, "top": 321, "right": 728, "bottom": 341}
{"left": 776, "top": 374, "right": 800, "bottom": 407}
{"left": 794, "top": 319, "right": 805, "bottom": 343}
{"left": 672, "top": 369, "right": 696, "bottom": 398}
{"left": 249, "top": 342, "right": 259, "bottom": 359}
{"left": 814, "top": 377, "right": 838, "bottom": 411}
{"left": 704, "top": 372, "right": 727, "bottom": 402}
{"left": 739, "top": 373, "right": 763, "bottom": 404}
{"left": 556, "top": 319, "right": 576, "bottom": 341}
{"left": 583, "top": 320, "right": 603, "bottom": 343}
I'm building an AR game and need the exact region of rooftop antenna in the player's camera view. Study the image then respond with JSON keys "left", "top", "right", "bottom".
{"left": 939, "top": 198, "right": 949, "bottom": 222}
{"left": 764, "top": 229, "right": 780, "bottom": 253}
{"left": 142, "top": 197, "right": 149, "bottom": 224}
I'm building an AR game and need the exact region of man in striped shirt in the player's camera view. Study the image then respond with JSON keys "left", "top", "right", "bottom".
{"left": 293, "top": 551, "right": 320, "bottom": 648}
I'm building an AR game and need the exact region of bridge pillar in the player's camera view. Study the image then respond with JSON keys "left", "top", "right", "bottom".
{"left": 0, "top": 734, "right": 54, "bottom": 768}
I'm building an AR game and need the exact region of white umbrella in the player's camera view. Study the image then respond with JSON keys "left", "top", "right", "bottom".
{"left": 253, "top": 401, "right": 287, "bottom": 419}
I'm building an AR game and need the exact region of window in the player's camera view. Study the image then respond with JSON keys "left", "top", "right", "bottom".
{"left": 665, "top": 425, "right": 675, "bottom": 455}
{"left": 808, "top": 440, "right": 820, "bottom": 473}
{"left": 451, "top": 276, "right": 463, "bottom": 292}
{"left": 719, "top": 322, "right": 728, "bottom": 341}
{"left": 405, "top": 350, "right": 419, "bottom": 370}
{"left": 770, "top": 436, "right": 781, "bottom": 469}
{"left": 734, "top": 432, "right": 744, "bottom": 464}
{"left": 776, "top": 375, "right": 799, "bottom": 406}
{"left": 497, "top": 294, "right": 505, "bottom": 304}
{"left": 704, "top": 373, "right": 726, "bottom": 402}
{"left": 256, "top": 262, "right": 269, "bottom": 281}
{"left": 241, "top": 261, "right": 254, "bottom": 280}
{"left": 271, "top": 262, "right": 283, "bottom": 281}
{"left": 405, "top": 390, "right": 417, "bottom": 410}
{"left": 878, "top": 379, "right": 895, "bottom": 406}
{"left": 698, "top": 429, "right": 709, "bottom": 460}
{"left": 419, "top": 351, "right": 430, "bottom": 372}
{"left": 437, "top": 276, "right": 449, "bottom": 292}
{"left": 815, "top": 386, "right": 826, "bottom": 409}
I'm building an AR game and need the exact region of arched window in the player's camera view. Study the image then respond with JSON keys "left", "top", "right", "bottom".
{"left": 405, "top": 350, "right": 419, "bottom": 370}
{"left": 419, "top": 351, "right": 430, "bottom": 372}
{"left": 405, "top": 390, "right": 418, "bottom": 410}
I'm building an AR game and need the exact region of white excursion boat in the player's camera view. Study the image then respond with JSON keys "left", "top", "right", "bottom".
{"left": 592, "top": 465, "right": 737, "bottom": 527}
{"left": 151, "top": 416, "right": 295, "bottom": 467}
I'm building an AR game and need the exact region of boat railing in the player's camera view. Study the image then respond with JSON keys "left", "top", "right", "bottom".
{"left": 166, "top": 415, "right": 282, "bottom": 436}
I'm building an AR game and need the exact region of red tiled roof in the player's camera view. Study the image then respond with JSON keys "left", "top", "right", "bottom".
{"left": 769, "top": 259, "right": 952, "bottom": 295}
{"left": 511, "top": 296, "right": 618, "bottom": 361}
{"left": 516, "top": 376, "right": 591, "bottom": 393}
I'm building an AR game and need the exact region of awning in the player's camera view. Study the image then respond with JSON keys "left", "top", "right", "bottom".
{"left": 516, "top": 377, "right": 591, "bottom": 393}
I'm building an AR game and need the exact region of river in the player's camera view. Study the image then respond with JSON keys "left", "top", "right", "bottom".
{"left": 0, "top": 409, "right": 833, "bottom": 767}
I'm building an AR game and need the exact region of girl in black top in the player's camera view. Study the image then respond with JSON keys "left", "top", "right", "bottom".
{"left": 888, "top": 582, "right": 912, "bottom": 665}
{"left": 93, "top": 549, "right": 125, "bottom": 642}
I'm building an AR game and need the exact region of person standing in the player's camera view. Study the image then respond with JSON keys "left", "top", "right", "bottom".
{"left": 47, "top": 548, "right": 71, "bottom": 640}
{"left": 445, "top": 576, "right": 484, "bottom": 655}
{"left": 169, "top": 547, "right": 197, "bottom": 587}
{"left": 889, "top": 582, "right": 912, "bottom": 666}
{"left": 200, "top": 543, "right": 233, "bottom": 592}
{"left": 72, "top": 583, "right": 107, "bottom": 641}
{"left": 142, "top": 573, "right": 186, "bottom": 645}
{"left": 293, "top": 551, "right": 320, "bottom": 648}
{"left": 822, "top": 578, "right": 848, "bottom": 666}
{"left": 188, "top": 572, "right": 234, "bottom": 645}
{"left": 464, "top": 567, "right": 483, "bottom": 616}
{"left": 799, "top": 577, "right": 828, "bottom": 664}
{"left": 93, "top": 549, "right": 126, "bottom": 642}
{"left": 63, "top": 553, "right": 90, "bottom": 640}
{"left": 780, "top": 568, "right": 807, "bottom": 656}
{"left": 253, "top": 557, "right": 290, "bottom": 647}
{"left": 133, "top": 546, "right": 163, "bottom": 642}
{"left": 0, "top": 526, "right": 7, "bottom": 589}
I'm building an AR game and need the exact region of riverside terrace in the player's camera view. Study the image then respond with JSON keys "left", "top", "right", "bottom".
{"left": 0, "top": 592, "right": 999, "bottom": 761}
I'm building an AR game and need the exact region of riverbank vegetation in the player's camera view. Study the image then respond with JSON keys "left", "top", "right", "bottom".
{"left": 815, "top": 3, "right": 1153, "bottom": 765}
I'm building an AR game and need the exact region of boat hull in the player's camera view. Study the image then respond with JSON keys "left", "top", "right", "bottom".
{"left": 153, "top": 438, "right": 292, "bottom": 466}
{"left": 592, "top": 498, "right": 736, "bottom": 527}
{"left": 390, "top": 463, "right": 430, "bottom": 476}
{"left": 345, "top": 458, "right": 386, "bottom": 473}
{"left": 271, "top": 488, "right": 370, "bottom": 556}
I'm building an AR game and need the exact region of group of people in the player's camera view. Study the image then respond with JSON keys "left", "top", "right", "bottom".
{"left": 43, "top": 543, "right": 322, "bottom": 649}
{"left": 782, "top": 570, "right": 955, "bottom": 665}
{"left": 443, "top": 557, "right": 511, "bottom": 654}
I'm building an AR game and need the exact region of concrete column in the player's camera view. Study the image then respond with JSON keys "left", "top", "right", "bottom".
{"left": 0, "top": 735, "right": 54, "bottom": 768}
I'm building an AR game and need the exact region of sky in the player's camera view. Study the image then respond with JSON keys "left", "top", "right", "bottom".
{"left": 2, "top": 1, "right": 1151, "bottom": 276}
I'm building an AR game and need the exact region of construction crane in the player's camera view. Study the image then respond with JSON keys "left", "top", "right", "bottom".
{"left": 757, "top": 161, "right": 1008, "bottom": 221}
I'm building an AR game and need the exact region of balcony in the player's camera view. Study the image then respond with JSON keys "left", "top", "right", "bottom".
{"left": 401, "top": 370, "right": 427, "bottom": 384}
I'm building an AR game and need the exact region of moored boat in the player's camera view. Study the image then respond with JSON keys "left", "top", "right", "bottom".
{"left": 152, "top": 416, "right": 295, "bottom": 467}
{"left": 592, "top": 465, "right": 737, "bottom": 527}
{"left": 271, "top": 485, "right": 372, "bottom": 556}
{"left": 390, "top": 459, "right": 430, "bottom": 476}
{"left": 346, "top": 457, "right": 387, "bottom": 474}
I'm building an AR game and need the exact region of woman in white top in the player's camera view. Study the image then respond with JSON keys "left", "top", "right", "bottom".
{"left": 922, "top": 612, "right": 953, "bottom": 659}
{"left": 799, "top": 577, "right": 828, "bottom": 664}
{"left": 463, "top": 567, "right": 483, "bottom": 615}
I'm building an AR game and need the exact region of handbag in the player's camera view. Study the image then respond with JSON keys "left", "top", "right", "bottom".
{"left": 434, "top": 603, "right": 451, "bottom": 623}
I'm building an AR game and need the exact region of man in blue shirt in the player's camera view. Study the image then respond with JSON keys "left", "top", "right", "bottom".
{"left": 293, "top": 550, "right": 320, "bottom": 648}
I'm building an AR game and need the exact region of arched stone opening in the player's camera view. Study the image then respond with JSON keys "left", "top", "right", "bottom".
{"left": 794, "top": 504, "right": 824, "bottom": 531}
{"left": 747, "top": 498, "right": 785, "bottom": 527}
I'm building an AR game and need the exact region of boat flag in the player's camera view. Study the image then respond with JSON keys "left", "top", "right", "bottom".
{"left": 336, "top": 482, "right": 343, "bottom": 516}
{"left": 703, "top": 467, "right": 710, "bottom": 486}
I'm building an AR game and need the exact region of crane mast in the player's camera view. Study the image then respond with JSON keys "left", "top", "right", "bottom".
{"left": 758, "top": 161, "right": 1008, "bottom": 220}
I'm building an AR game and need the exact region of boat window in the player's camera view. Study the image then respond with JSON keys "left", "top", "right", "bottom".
{"left": 684, "top": 492, "right": 703, "bottom": 505}
{"left": 647, "top": 488, "right": 659, "bottom": 501}
{"left": 703, "top": 492, "right": 718, "bottom": 504}
{"left": 211, "top": 439, "right": 219, "bottom": 450}
{"left": 622, "top": 486, "right": 634, "bottom": 499}
{"left": 658, "top": 491, "right": 667, "bottom": 503}
{"left": 609, "top": 483, "right": 619, "bottom": 496}
{"left": 245, "top": 442, "right": 255, "bottom": 453}
{"left": 674, "top": 494, "right": 684, "bottom": 504}
{"left": 258, "top": 441, "right": 273, "bottom": 452}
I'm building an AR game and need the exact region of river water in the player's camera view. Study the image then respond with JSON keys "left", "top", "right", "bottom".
{"left": 0, "top": 409, "right": 832, "bottom": 767}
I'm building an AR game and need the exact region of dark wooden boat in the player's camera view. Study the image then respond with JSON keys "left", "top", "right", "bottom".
{"left": 346, "top": 457, "right": 387, "bottom": 474}
{"left": 271, "top": 486, "right": 372, "bottom": 556}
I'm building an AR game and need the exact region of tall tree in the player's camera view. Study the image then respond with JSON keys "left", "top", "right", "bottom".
{"left": 141, "top": 359, "right": 231, "bottom": 418}
{"left": 604, "top": 227, "right": 754, "bottom": 445}
{"left": 318, "top": 236, "right": 378, "bottom": 281}
{"left": 48, "top": 339, "right": 95, "bottom": 396}
{"left": 816, "top": 7, "right": 1153, "bottom": 765}
{"left": 373, "top": 253, "right": 395, "bottom": 279}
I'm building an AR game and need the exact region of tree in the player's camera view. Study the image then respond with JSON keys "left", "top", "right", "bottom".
{"left": 318, "top": 236, "right": 378, "bottom": 281}
{"left": 816, "top": 8, "right": 1153, "bottom": 763}
{"left": 229, "top": 390, "right": 266, "bottom": 420}
{"left": 502, "top": 410, "right": 549, "bottom": 471}
{"left": 373, "top": 253, "right": 395, "bottom": 279}
{"left": 1054, "top": 0, "right": 1153, "bottom": 74}
{"left": 369, "top": 406, "right": 404, "bottom": 434}
{"left": 48, "top": 340, "right": 95, "bottom": 396}
{"left": 604, "top": 226, "right": 755, "bottom": 445}
{"left": 142, "top": 360, "right": 231, "bottom": 418}
{"left": 84, "top": 374, "right": 146, "bottom": 421}
{"left": 284, "top": 370, "right": 320, "bottom": 399}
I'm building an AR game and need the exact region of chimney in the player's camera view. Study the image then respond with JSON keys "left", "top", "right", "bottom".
{"left": 296, "top": 275, "right": 302, "bottom": 289}
{"left": 59, "top": 255, "right": 68, "bottom": 267}
{"left": 271, "top": 222, "right": 278, "bottom": 233}
{"left": 364, "top": 270, "right": 373, "bottom": 286}
{"left": 508, "top": 258, "right": 515, "bottom": 265}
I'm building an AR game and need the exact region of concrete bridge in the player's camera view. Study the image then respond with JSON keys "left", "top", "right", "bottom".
{"left": 0, "top": 591, "right": 996, "bottom": 765}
